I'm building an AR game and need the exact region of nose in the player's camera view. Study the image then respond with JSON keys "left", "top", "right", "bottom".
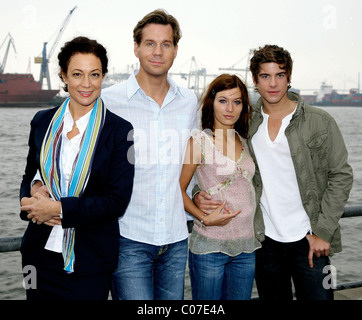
{"left": 153, "top": 44, "right": 162, "bottom": 55}
{"left": 226, "top": 101, "right": 234, "bottom": 112}
{"left": 82, "top": 76, "right": 91, "bottom": 87}
{"left": 270, "top": 76, "right": 277, "bottom": 87}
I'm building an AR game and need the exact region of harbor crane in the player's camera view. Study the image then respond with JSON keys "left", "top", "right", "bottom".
{"left": 219, "top": 49, "right": 254, "bottom": 85}
{"left": 0, "top": 33, "right": 16, "bottom": 74}
{"left": 36, "top": 6, "right": 77, "bottom": 89}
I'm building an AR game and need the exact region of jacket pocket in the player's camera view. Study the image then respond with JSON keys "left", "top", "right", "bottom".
{"left": 306, "top": 132, "right": 328, "bottom": 171}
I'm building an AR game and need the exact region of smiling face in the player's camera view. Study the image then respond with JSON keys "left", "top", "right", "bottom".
{"left": 253, "top": 62, "right": 291, "bottom": 106}
{"left": 134, "top": 23, "right": 178, "bottom": 78}
{"left": 61, "top": 52, "right": 104, "bottom": 112}
{"left": 213, "top": 87, "right": 243, "bottom": 130}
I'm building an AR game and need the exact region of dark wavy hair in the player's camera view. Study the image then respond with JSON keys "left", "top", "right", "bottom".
{"left": 201, "top": 74, "right": 251, "bottom": 139}
{"left": 58, "top": 36, "right": 108, "bottom": 92}
{"left": 250, "top": 44, "right": 293, "bottom": 83}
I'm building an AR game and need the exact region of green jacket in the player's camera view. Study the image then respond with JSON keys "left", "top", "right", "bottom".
{"left": 248, "top": 91, "right": 353, "bottom": 254}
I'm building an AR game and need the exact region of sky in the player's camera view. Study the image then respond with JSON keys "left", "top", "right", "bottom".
{"left": 1, "top": 0, "right": 362, "bottom": 95}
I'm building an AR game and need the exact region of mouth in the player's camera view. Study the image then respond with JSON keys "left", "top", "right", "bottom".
{"left": 268, "top": 91, "right": 279, "bottom": 95}
{"left": 79, "top": 91, "right": 93, "bottom": 97}
{"left": 224, "top": 115, "right": 234, "bottom": 119}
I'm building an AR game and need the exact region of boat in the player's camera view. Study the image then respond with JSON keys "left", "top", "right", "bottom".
{"left": 0, "top": 73, "right": 59, "bottom": 107}
{"left": 0, "top": 7, "right": 76, "bottom": 108}
{"left": 301, "top": 82, "right": 362, "bottom": 107}
{"left": 316, "top": 88, "right": 362, "bottom": 106}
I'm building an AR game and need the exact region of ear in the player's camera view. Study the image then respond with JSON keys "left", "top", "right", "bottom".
{"left": 252, "top": 75, "right": 258, "bottom": 87}
{"left": 61, "top": 71, "right": 68, "bottom": 84}
{"left": 173, "top": 45, "right": 178, "bottom": 59}
{"left": 134, "top": 42, "right": 139, "bottom": 58}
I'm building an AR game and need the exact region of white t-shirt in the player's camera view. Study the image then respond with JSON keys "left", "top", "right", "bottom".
{"left": 251, "top": 106, "right": 311, "bottom": 242}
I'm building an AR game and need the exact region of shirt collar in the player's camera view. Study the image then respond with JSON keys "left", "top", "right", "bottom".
{"left": 63, "top": 101, "right": 92, "bottom": 136}
{"left": 126, "top": 70, "right": 184, "bottom": 100}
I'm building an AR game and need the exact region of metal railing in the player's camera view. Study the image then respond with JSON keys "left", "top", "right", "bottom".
{"left": 1, "top": 205, "right": 362, "bottom": 295}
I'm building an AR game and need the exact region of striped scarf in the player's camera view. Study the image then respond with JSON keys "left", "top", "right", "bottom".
{"left": 40, "top": 97, "right": 106, "bottom": 273}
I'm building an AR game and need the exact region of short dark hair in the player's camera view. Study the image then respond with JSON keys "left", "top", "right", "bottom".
{"left": 58, "top": 36, "right": 108, "bottom": 92}
{"left": 201, "top": 74, "right": 251, "bottom": 139}
{"left": 133, "top": 9, "right": 182, "bottom": 46}
{"left": 250, "top": 45, "right": 293, "bottom": 83}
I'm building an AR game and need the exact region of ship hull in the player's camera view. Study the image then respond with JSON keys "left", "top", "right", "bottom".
{"left": 312, "top": 102, "right": 362, "bottom": 107}
{"left": 0, "top": 73, "right": 59, "bottom": 107}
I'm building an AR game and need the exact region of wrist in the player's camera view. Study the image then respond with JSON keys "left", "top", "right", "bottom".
{"left": 192, "top": 191, "right": 200, "bottom": 203}
{"left": 30, "top": 180, "right": 43, "bottom": 197}
{"left": 53, "top": 201, "right": 62, "bottom": 218}
{"left": 200, "top": 213, "right": 207, "bottom": 227}
{"left": 59, "top": 202, "right": 63, "bottom": 219}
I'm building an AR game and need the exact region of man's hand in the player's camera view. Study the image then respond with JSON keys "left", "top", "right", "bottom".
{"left": 306, "top": 234, "right": 330, "bottom": 268}
{"left": 31, "top": 181, "right": 50, "bottom": 197}
{"left": 194, "top": 190, "right": 223, "bottom": 214}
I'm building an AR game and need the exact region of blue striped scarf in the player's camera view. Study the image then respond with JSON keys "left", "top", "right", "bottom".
{"left": 40, "top": 97, "right": 106, "bottom": 273}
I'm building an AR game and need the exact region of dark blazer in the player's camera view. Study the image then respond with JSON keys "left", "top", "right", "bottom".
{"left": 19, "top": 106, "right": 134, "bottom": 275}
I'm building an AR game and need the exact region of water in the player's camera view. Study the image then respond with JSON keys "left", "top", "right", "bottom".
{"left": 0, "top": 106, "right": 361, "bottom": 300}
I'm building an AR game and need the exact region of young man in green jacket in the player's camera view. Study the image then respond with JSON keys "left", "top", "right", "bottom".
{"left": 194, "top": 45, "right": 353, "bottom": 300}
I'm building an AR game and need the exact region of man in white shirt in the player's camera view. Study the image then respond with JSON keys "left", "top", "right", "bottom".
{"left": 101, "top": 9, "right": 197, "bottom": 300}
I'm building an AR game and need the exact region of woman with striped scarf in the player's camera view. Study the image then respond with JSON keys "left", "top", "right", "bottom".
{"left": 19, "top": 37, "right": 134, "bottom": 300}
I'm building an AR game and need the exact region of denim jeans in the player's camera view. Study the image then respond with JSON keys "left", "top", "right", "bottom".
{"left": 188, "top": 250, "right": 256, "bottom": 300}
{"left": 111, "top": 236, "right": 188, "bottom": 300}
{"left": 255, "top": 236, "right": 334, "bottom": 300}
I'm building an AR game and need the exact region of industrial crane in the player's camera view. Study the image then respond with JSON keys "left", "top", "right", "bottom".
{"left": 0, "top": 33, "right": 16, "bottom": 74}
{"left": 219, "top": 49, "right": 254, "bottom": 85}
{"left": 36, "top": 6, "right": 77, "bottom": 89}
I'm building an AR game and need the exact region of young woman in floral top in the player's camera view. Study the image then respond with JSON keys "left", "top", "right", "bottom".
{"left": 180, "top": 74, "right": 260, "bottom": 300}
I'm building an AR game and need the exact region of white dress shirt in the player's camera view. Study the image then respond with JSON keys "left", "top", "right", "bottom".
{"left": 101, "top": 71, "right": 197, "bottom": 246}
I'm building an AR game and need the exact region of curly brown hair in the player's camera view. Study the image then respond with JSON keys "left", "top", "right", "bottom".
{"left": 250, "top": 45, "right": 293, "bottom": 84}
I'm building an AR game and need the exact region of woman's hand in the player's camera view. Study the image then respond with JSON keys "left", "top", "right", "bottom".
{"left": 21, "top": 192, "right": 61, "bottom": 225}
{"left": 202, "top": 202, "right": 241, "bottom": 227}
{"left": 44, "top": 217, "right": 62, "bottom": 227}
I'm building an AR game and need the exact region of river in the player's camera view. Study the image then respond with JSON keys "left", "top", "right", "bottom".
{"left": 0, "top": 106, "right": 361, "bottom": 300}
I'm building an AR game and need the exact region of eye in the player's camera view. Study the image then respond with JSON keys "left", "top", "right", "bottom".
{"left": 72, "top": 72, "right": 82, "bottom": 78}
{"left": 162, "top": 43, "right": 171, "bottom": 48}
{"left": 91, "top": 73, "right": 101, "bottom": 78}
{"left": 233, "top": 100, "right": 242, "bottom": 106}
{"left": 146, "top": 42, "right": 155, "bottom": 48}
{"left": 218, "top": 99, "right": 227, "bottom": 104}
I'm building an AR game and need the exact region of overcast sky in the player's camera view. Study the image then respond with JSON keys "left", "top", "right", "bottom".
{"left": 2, "top": 0, "right": 362, "bottom": 94}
